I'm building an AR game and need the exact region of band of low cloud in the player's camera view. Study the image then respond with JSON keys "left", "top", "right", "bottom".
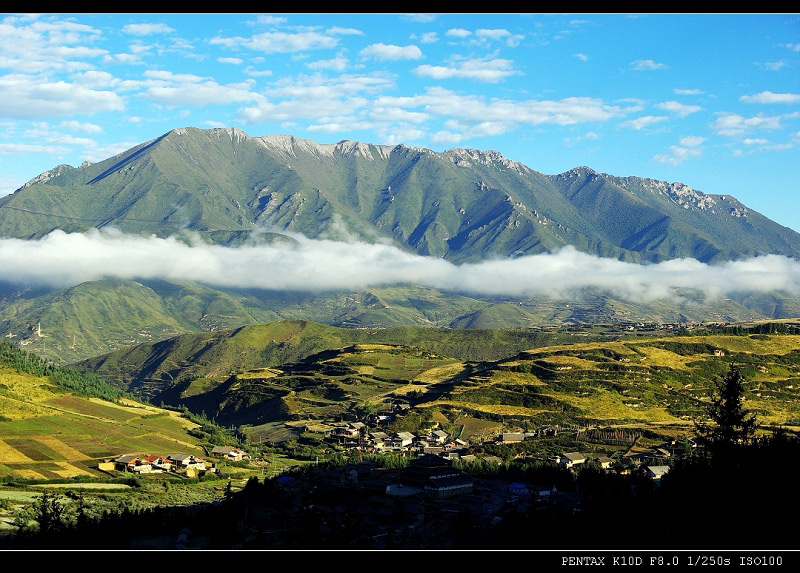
{"left": 1, "top": 228, "right": 799, "bottom": 303}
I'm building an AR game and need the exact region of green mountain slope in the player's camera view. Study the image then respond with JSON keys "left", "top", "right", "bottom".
{"left": 3, "top": 126, "right": 799, "bottom": 264}
{"left": 72, "top": 324, "right": 800, "bottom": 431}
{"left": 71, "top": 320, "right": 610, "bottom": 399}
{"left": 0, "top": 342, "right": 207, "bottom": 480}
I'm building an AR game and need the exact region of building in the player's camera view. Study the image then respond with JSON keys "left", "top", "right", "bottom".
{"left": 560, "top": 452, "right": 586, "bottom": 469}
{"left": 210, "top": 446, "right": 248, "bottom": 462}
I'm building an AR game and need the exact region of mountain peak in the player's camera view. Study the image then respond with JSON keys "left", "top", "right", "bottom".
{"left": 444, "top": 147, "right": 526, "bottom": 172}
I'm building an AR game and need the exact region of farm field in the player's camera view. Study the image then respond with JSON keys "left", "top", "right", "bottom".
{"left": 0, "top": 371, "right": 206, "bottom": 480}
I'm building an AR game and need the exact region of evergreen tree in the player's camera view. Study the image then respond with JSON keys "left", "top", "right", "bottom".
{"left": 696, "top": 363, "right": 758, "bottom": 448}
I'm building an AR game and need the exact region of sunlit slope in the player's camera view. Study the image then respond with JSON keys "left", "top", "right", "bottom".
{"left": 3, "top": 127, "right": 799, "bottom": 264}
{"left": 0, "top": 345, "right": 204, "bottom": 480}
{"left": 73, "top": 321, "right": 800, "bottom": 431}
{"left": 432, "top": 334, "right": 800, "bottom": 427}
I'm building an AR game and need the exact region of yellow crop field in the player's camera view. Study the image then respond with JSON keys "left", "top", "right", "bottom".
{"left": 51, "top": 461, "right": 94, "bottom": 478}
{"left": 415, "top": 362, "right": 465, "bottom": 383}
{"left": 426, "top": 400, "right": 545, "bottom": 417}
{"left": 33, "top": 436, "right": 89, "bottom": 461}
{"left": 631, "top": 346, "right": 693, "bottom": 369}
{"left": 0, "top": 439, "right": 33, "bottom": 463}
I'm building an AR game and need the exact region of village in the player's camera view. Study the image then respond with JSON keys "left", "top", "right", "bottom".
{"left": 144, "top": 421, "right": 689, "bottom": 549}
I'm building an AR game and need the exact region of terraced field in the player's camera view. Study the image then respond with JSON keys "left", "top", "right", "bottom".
{"left": 396, "top": 335, "right": 800, "bottom": 434}
{"left": 0, "top": 369, "right": 205, "bottom": 480}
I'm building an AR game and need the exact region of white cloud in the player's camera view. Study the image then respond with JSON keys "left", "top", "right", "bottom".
{"left": 654, "top": 136, "right": 705, "bottom": 165}
{"left": 0, "top": 74, "right": 124, "bottom": 118}
{"left": 413, "top": 58, "right": 518, "bottom": 82}
{"left": 630, "top": 59, "right": 667, "bottom": 71}
{"left": 673, "top": 88, "right": 704, "bottom": 95}
{"left": 679, "top": 135, "right": 706, "bottom": 147}
{"left": 326, "top": 27, "right": 363, "bottom": 36}
{"left": 122, "top": 23, "right": 175, "bottom": 36}
{"left": 446, "top": 28, "right": 472, "bottom": 38}
{"left": 211, "top": 30, "right": 340, "bottom": 54}
{"left": 217, "top": 57, "right": 243, "bottom": 65}
{"left": 620, "top": 115, "right": 668, "bottom": 130}
{"left": 654, "top": 143, "right": 703, "bottom": 165}
{"left": 0, "top": 16, "right": 107, "bottom": 73}
{"left": 375, "top": 87, "right": 626, "bottom": 129}
{"left": 475, "top": 28, "right": 523, "bottom": 47}
{"left": 239, "top": 73, "right": 393, "bottom": 124}
{"left": 656, "top": 101, "right": 702, "bottom": 117}
{"left": 711, "top": 112, "right": 799, "bottom": 137}
{"left": 137, "top": 71, "right": 260, "bottom": 106}
{"left": 402, "top": 14, "right": 437, "bottom": 24}
{"left": 306, "top": 56, "right": 348, "bottom": 72}
{"left": 0, "top": 142, "right": 70, "bottom": 154}
{"left": 574, "top": 53, "right": 588, "bottom": 61}
{"left": 360, "top": 43, "right": 423, "bottom": 61}
{"left": 2, "top": 229, "right": 799, "bottom": 304}
{"left": 419, "top": 32, "right": 439, "bottom": 44}
{"left": 762, "top": 61, "right": 787, "bottom": 71}
{"left": 58, "top": 120, "right": 104, "bottom": 134}
{"left": 740, "top": 91, "right": 800, "bottom": 104}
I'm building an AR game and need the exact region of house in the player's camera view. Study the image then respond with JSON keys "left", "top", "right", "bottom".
{"left": 391, "top": 432, "right": 416, "bottom": 449}
{"left": 644, "top": 465, "right": 670, "bottom": 482}
{"left": 168, "top": 454, "right": 207, "bottom": 471}
{"left": 144, "top": 455, "right": 173, "bottom": 471}
{"left": 443, "top": 438, "right": 467, "bottom": 451}
{"left": 560, "top": 452, "right": 586, "bottom": 469}
{"left": 210, "top": 446, "right": 247, "bottom": 462}
{"left": 424, "top": 474, "right": 475, "bottom": 498}
{"left": 113, "top": 454, "right": 155, "bottom": 473}
{"left": 430, "top": 430, "right": 449, "bottom": 444}
{"left": 500, "top": 432, "right": 525, "bottom": 444}
{"left": 596, "top": 456, "right": 615, "bottom": 470}
{"left": 113, "top": 454, "right": 140, "bottom": 472}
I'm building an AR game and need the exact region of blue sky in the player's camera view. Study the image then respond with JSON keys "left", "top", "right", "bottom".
{"left": 1, "top": 13, "right": 799, "bottom": 233}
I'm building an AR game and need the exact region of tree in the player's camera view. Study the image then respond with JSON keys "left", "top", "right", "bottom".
{"left": 696, "top": 363, "right": 758, "bottom": 448}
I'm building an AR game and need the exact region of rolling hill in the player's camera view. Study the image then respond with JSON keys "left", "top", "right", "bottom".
{"left": 0, "top": 341, "right": 206, "bottom": 480}
{"left": 71, "top": 320, "right": 800, "bottom": 434}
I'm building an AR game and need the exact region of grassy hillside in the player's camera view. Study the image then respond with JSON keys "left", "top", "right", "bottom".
{"left": 3, "top": 127, "right": 800, "bottom": 265}
{"left": 433, "top": 333, "right": 800, "bottom": 429}
{"left": 72, "top": 320, "right": 620, "bottom": 399}
{"left": 71, "top": 319, "right": 800, "bottom": 436}
{"left": 0, "top": 342, "right": 206, "bottom": 480}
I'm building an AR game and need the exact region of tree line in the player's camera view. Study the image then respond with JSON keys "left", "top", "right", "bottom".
{"left": 0, "top": 340, "right": 126, "bottom": 402}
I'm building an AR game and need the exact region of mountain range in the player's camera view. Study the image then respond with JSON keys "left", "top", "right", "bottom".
{"left": 3, "top": 126, "right": 800, "bottom": 263}
{"left": 1, "top": 126, "right": 800, "bottom": 362}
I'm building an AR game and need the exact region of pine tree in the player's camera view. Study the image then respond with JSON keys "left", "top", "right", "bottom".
{"left": 696, "top": 363, "right": 758, "bottom": 448}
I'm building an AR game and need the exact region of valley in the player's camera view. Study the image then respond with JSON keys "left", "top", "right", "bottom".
{"left": 1, "top": 127, "right": 799, "bottom": 550}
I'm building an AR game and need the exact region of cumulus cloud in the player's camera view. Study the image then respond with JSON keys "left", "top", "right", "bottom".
{"left": 655, "top": 100, "right": 702, "bottom": 117}
{"left": 359, "top": 43, "right": 423, "bottom": 61}
{"left": 122, "top": 23, "right": 175, "bottom": 36}
{"left": 0, "top": 74, "right": 124, "bottom": 118}
{"left": 620, "top": 115, "right": 668, "bottom": 130}
{"left": 414, "top": 58, "right": 519, "bottom": 82}
{"left": 1, "top": 229, "right": 799, "bottom": 305}
{"left": 210, "top": 30, "right": 339, "bottom": 54}
{"left": 654, "top": 136, "right": 705, "bottom": 165}
{"left": 630, "top": 59, "right": 667, "bottom": 71}
{"left": 711, "top": 112, "right": 799, "bottom": 137}
{"left": 740, "top": 91, "right": 800, "bottom": 104}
